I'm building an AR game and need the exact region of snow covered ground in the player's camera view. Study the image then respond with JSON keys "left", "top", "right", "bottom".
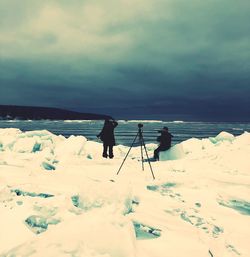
{"left": 0, "top": 128, "right": 249, "bottom": 257}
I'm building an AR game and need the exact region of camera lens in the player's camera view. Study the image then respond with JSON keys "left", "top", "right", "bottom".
{"left": 138, "top": 123, "right": 143, "bottom": 128}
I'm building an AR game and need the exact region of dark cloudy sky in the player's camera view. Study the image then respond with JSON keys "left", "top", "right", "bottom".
{"left": 0, "top": 0, "right": 250, "bottom": 121}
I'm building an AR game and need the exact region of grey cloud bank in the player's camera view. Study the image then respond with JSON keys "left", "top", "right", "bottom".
{"left": 0, "top": 0, "right": 250, "bottom": 121}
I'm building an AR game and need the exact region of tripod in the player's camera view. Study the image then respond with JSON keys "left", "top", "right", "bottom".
{"left": 116, "top": 124, "right": 155, "bottom": 179}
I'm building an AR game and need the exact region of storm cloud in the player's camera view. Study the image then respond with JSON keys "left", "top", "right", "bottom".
{"left": 0, "top": 0, "right": 250, "bottom": 120}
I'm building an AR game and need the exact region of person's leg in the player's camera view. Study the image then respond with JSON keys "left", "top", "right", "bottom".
{"left": 109, "top": 145, "right": 114, "bottom": 158}
{"left": 103, "top": 143, "right": 108, "bottom": 158}
{"left": 154, "top": 147, "right": 160, "bottom": 160}
{"left": 154, "top": 145, "right": 170, "bottom": 161}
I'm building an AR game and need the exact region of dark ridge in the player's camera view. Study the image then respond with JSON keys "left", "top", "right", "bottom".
{"left": 0, "top": 105, "right": 112, "bottom": 120}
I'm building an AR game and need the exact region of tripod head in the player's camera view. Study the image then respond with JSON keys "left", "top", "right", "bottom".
{"left": 138, "top": 123, "right": 143, "bottom": 137}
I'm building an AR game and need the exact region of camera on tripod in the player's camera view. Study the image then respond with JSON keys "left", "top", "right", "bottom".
{"left": 138, "top": 123, "right": 143, "bottom": 128}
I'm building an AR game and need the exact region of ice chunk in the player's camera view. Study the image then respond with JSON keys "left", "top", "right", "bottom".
{"left": 71, "top": 180, "right": 133, "bottom": 215}
{"left": 159, "top": 144, "right": 185, "bottom": 161}
{"left": 0, "top": 128, "right": 22, "bottom": 150}
{"left": 133, "top": 221, "right": 161, "bottom": 239}
{"left": 54, "top": 135, "right": 87, "bottom": 156}
{"left": 25, "top": 215, "right": 48, "bottom": 234}
{"left": 41, "top": 161, "right": 56, "bottom": 171}
{"left": 218, "top": 199, "right": 250, "bottom": 216}
{"left": 13, "top": 137, "right": 39, "bottom": 153}
{"left": 25, "top": 215, "right": 60, "bottom": 234}
{"left": 12, "top": 189, "right": 54, "bottom": 198}
{"left": 214, "top": 131, "right": 235, "bottom": 143}
{"left": 181, "top": 138, "right": 203, "bottom": 154}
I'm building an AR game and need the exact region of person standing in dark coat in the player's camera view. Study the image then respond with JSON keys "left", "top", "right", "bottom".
{"left": 154, "top": 127, "right": 173, "bottom": 161}
{"left": 97, "top": 119, "right": 118, "bottom": 158}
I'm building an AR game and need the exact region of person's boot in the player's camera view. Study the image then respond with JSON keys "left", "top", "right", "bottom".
{"left": 109, "top": 147, "right": 114, "bottom": 159}
{"left": 153, "top": 150, "right": 159, "bottom": 161}
{"left": 102, "top": 153, "right": 108, "bottom": 158}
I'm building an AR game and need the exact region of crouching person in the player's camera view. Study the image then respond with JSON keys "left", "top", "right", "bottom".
{"left": 154, "top": 127, "right": 173, "bottom": 161}
{"left": 97, "top": 119, "right": 118, "bottom": 159}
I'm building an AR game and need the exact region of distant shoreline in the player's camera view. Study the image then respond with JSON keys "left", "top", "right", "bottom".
{"left": 0, "top": 105, "right": 112, "bottom": 121}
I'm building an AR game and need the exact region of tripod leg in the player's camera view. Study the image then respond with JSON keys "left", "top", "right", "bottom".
{"left": 141, "top": 137, "right": 155, "bottom": 180}
{"left": 140, "top": 137, "right": 144, "bottom": 171}
{"left": 116, "top": 132, "right": 139, "bottom": 175}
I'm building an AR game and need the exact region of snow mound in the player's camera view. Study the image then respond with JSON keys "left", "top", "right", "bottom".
{"left": 82, "top": 140, "right": 103, "bottom": 159}
{"left": 181, "top": 138, "right": 204, "bottom": 154}
{"left": 3, "top": 213, "right": 136, "bottom": 257}
{"left": 0, "top": 128, "right": 250, "bottom": 256}
{"left": 233, "top": 131, "right": 250, "bottom": 146}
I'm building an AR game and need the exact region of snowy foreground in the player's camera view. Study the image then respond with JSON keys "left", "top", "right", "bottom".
{"left": 0, "top": 128, "right": 249, "bottom": 257}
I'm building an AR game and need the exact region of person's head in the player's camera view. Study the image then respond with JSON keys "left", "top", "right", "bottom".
{"left": 158, "top": 126, "right": 169, "bottom": 133}
{"left": 163, "top": 127, "right": 168, "bottom": 132}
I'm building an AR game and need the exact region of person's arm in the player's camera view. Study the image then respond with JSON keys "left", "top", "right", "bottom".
{"left": 112, "top": 120, "right": 118, "bottom": 128}
{"left": 97, "top": 127, "right": 104, "bottom": 138}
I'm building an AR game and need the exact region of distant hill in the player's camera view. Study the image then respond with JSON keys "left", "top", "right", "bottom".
{"left": 0, "top": 105, "right": 112, "bottom": 120}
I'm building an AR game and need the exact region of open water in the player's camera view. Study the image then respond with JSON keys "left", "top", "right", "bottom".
{"left": 0, "top": 120, "right": 250, "bottom": 146}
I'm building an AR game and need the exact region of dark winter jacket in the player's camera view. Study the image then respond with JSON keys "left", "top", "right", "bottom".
{"left": 98, "top": 120, "right": 118, "bottom": 146}
{"left": 157, "top": 131, "right": 173, "bottom": 150}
